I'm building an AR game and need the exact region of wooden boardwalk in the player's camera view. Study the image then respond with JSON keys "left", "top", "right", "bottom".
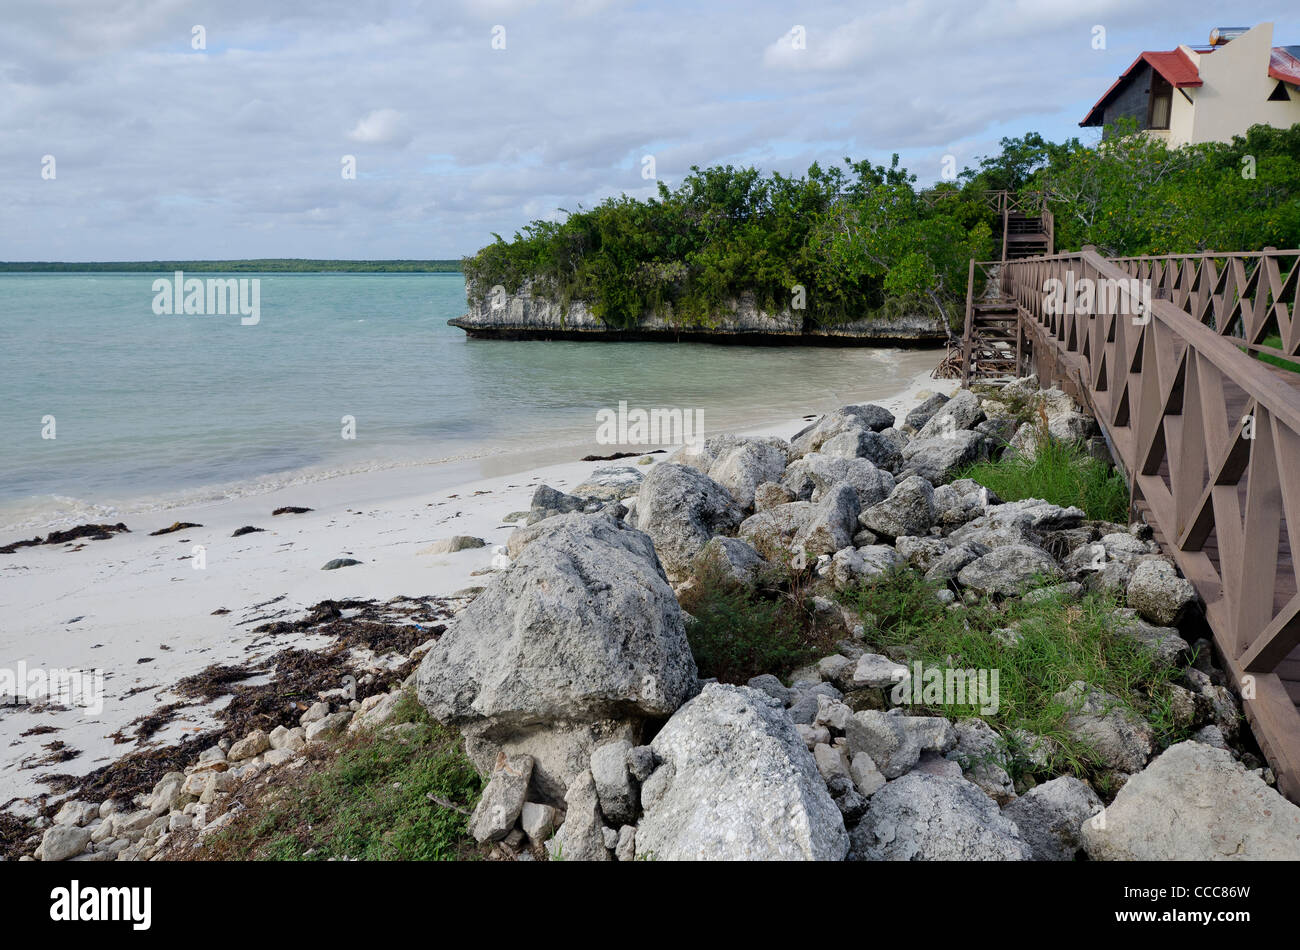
{"left": 962, "top": 246, "right": 1300, "bottom": 802}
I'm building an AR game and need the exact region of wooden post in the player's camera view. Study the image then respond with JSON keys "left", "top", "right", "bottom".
{"left": 1015, "top": 316, "right": 1024, "bottom": 376}
{"left": 961, "top": 258, "right": 976, "bottom": 387}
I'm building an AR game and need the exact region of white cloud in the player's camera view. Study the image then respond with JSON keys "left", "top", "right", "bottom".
{"left": 0, "top": 0, "right": 1295, "bottom": 259}
{"left": 347, "top": 108, "right": 409, "bottom": 146}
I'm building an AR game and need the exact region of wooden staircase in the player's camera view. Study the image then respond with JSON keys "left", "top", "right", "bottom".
{"left": 1003, "top": 211, "right": 1051, "bottom": 260}
{"left": 953, "top": 192, "right": 1055, "bottom": 385}
{"left": 961, "top": 298, "right": 1021, "bottom": 385}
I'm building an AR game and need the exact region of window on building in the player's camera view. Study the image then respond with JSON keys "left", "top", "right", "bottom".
{"left": 1148, "top": 74, "right": 1172, "bottom": 129}
{"left": 1269, "top": 80, "right": 1292, "bottom": 102}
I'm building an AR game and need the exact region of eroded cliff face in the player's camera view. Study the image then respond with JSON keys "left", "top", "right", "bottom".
{"left": 449, "top": 286, "right": 947, "bottom": 344}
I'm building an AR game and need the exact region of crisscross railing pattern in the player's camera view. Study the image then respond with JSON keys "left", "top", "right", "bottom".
{"left": 983, "top": 190, "right": 1049, "bottom": 217}
{"left": 1109, "top": 249, "right": 1300, "bottom": 369}
{"left": 981, "top": 247, "right": 1300, "bottom": 801}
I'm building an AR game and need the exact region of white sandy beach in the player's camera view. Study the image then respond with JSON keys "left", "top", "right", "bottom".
{"left": 0, "top": 366, "right": 958, "bottom": 807}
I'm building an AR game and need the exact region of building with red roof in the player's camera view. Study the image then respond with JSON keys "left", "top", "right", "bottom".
{"left": 1081, "top": 23, "right": 1300, "bottom": 146}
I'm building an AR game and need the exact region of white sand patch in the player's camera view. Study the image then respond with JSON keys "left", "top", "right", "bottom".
{"left": 0, "top": 364, "right": 952, "bottom": 806}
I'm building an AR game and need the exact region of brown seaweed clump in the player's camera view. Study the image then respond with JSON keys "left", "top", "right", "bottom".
{"left": 149, "top": 522, "right": 202, "bottom": 536}
{"left": 32, "top": 595, "right": 454, "bottom": 813}
{"left": 0, "top": 522, "right": 129, "bottom": 554}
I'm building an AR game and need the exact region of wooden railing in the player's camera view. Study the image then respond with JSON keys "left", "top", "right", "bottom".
{"left": 995, "top": 192, "right": 1053, "bottom": 262}
{"left": 986, "top": 246, "right": 1300, "bottom": 801}
{"left": 961, "top": 259, "right": 976, "bottom": 381}
{"left": 1108, "top": 249, "right": 1300, "bottom": 369}
{"left": 917, "top": 189, "right": 1047, "bottom": 216}
{"left": 983, "top": 190, "right": 1049, "bottom": 217}
{"left": 915, "top": 189, "right": 1054, "bottom": 262}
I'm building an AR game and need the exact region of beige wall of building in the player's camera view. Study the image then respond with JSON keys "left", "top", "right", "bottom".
{"left": 1164, "top": 50, "right": 1199, "bottom": 147}
{"left": 1175, "top": 23, "right": 1300, "bottom": 146}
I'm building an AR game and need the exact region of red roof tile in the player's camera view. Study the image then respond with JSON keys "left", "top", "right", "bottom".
{"left": 1081, "top": 49, "right": 1202, "bottom": 126}
{"left": 1270, "top": 46, "right": 1300, "bottom": 86}
{"left": 1145, "top": 49, "right": 1203, "bottom": 86}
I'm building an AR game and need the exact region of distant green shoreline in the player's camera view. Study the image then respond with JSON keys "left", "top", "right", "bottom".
{"left": 0, "top": 259, "right": 463, "bottom": 273}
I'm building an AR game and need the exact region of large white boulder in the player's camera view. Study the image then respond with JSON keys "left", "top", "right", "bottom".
{"left": 670, "top": 436, "right": 791, "bottom": 510}
{"left": 849, "top": 772, "right": 1032, "bottom": 860}
{"left": 791, "top": 405, "right": 896, "bottom": 458}
{"left": 417, "top": 513, "right": 697, "bottom": 801}
{"left": 636, "top": 685, "right": 849, "bottom": 861}
{"left": 634, "top": 463, "right": 744, "bottom": 578}
{"left": 1081, "top": 742, "right": 1300, "bottom": 860}
{"left": 1002, "top": 776, "right": 1101, "bottom": 860}
{"left": 782, "top": 453, "right": 895, "bottom": 510}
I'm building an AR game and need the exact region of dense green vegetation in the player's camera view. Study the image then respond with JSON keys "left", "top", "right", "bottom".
{"left": 464, "top": 120, "right": 1300, "bottom": 331}
{"left": 465, "top": 159, "right": 994, "bottom": 331}
{"left": 0, "top": 259, "right": 462, "bottom": 273}
{"left": 202, "top": 691, "right": 482, "bottom": 861}
{"left": 980, "top": 119, "right": 1300, "bottom": 256}
{"left": 680, "top": 538, "right": 1193, "bottom": 791}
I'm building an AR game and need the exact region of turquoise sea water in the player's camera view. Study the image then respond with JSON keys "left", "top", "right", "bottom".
{"left": 0, "top": 273, "right": 937, "bottom": 530}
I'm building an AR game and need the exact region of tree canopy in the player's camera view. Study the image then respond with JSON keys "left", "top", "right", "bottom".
{"left": 463, "top": 121, "right": 1300, "bottom": 331}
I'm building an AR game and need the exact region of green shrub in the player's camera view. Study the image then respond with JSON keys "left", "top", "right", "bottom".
{"left": 462, "top": 159, "right": 993, "bottom": 331}
{"left": 677, "top": 556, "right": 831, "bottom": 683}
{"left": 463, "top": 122, "right": 1300, "bottom": 334}
{"left": 970, "top": 383, "right": 1040, "bottom": 426}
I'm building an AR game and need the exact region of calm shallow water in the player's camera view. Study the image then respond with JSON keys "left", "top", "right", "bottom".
{"left": 0, "top": 272, "right": 938, "bottom": 530}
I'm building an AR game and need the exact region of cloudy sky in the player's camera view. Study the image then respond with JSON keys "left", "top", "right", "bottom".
{"left": 4, "top": 1, "right": 1298, "bottom": 261}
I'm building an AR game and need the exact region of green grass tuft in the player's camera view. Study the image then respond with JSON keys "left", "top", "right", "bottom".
{"left": 837, "top": 567, "right": 1192, "bottom": 781}
{"left": 202, "top": 690, "right": 483, "bottom": 861}
{"left": 962, "top": 433, "right": 1129, "bottom": 523}
{"left": 970, "top": 383, "right": 1040, "bottom": 427}
{"left": 1249, "top": 334, "right": 1300, "bottom": 373}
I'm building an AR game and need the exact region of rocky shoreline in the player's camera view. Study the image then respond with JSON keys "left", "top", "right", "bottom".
{"left": 449, "top": 287, "right": 947, "bottom": 344}
{"left": 14, "top": 376, "right": 1300, "bottom": 862}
